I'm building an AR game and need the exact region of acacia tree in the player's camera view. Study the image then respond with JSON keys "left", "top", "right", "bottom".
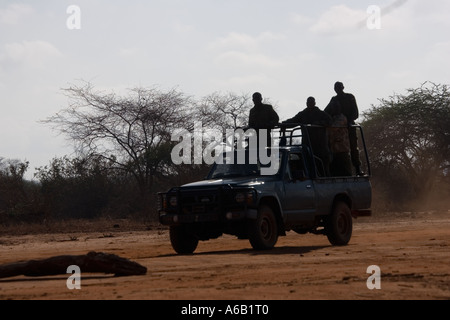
{"left": 42, "top": 82, "right": 196, "bottom": 203}
{"left": 198, "top": 92, "right": 252, "bottom": 131}
{"left": 361, "top": 82, "right": 450, "bottom": 209}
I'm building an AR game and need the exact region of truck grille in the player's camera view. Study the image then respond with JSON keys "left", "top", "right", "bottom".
{"left": 191, "top": 205, "right": 207, "bottom": 214}
{"left": 171, "top": 187, "right": 229, "bottom": 215}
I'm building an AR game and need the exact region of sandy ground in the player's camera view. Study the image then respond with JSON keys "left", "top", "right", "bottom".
{"left": 0, "top": 212, "right": 449, "bottom": 301}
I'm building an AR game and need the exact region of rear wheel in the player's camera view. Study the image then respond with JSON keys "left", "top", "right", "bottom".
{"left": 170, "top": 225, "right": 199, "bottom": 254}
{"left": 248, "top": 205, "right": 279, "bottom": 250}
{"left": 325, "top": 201, "right": 353, "bottom": 246}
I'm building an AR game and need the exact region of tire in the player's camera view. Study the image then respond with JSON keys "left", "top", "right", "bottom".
{"left": 248, "top": 205, "right": 279, "bottom": 250}
{"left": 325, "top": 201, "right": 353, "bottom": 246}
{"left": 169, "top": 225, "right": 199, "bottom": 254}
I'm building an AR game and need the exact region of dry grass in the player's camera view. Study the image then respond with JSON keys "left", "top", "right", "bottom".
{"left": 0, "top": 217, "right": 166, "bottom": 236}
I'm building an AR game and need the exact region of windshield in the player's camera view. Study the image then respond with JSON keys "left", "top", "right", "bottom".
{"left": 208, "top": 151, "right": 281, "bottom": 179}
{"left": 209, "top": 163, "right": 259, "bottom": 179}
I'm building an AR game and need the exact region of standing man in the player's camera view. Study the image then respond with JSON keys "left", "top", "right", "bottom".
{"left": 325, "top": 82, "right": 364, "bottom": 176}
{"left": 283, "top": 97, "right": 332, "bottom": 177}
{"left": 327, "top": 101, "right": 352, "bottom": 177}
{"left": 248, "top": 92, "right": 280, "bottom": 149}
{"left": 249, "top": 92, "right": 279, "bottom": 130}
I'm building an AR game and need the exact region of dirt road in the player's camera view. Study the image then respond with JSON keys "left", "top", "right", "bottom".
{"left": 0, "top": 212, "right": 449, "bottom": 301}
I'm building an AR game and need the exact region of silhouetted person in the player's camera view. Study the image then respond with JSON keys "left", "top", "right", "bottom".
{"left": 248, "top": 92, "right": 279, "bottom": 149}
{"left": 325, "top": 82, "right": 363, "bottom": 176}
{"left": 249, "top": 92, "right": 279, "bottom": 130}
{"left": 283, "top": 97, "right": 332, "bottom": 176}
{"left": 327, "top": 101, "right": 352, "bottom": 177}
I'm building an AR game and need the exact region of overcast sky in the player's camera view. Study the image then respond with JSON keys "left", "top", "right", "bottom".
{"left": 1, "top": 0, "right": 449, "bottom": 179}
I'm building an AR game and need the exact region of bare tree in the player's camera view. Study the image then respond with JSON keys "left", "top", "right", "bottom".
{"left": 42, "top": 82, "right": 196, "bottom": 199}
{"left": 198, "top": 92, "right": 252, "bottom": 131}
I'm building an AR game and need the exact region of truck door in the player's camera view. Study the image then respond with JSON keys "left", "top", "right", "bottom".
{"left": 282, "top": 152, "right": 316, "bottom": 224}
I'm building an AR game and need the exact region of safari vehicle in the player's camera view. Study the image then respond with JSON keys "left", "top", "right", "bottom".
{"left": 158, "top": 125, "right": 372, "bottom": 254}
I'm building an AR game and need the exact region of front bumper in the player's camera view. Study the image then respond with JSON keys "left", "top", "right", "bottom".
{"left": 159, "top": 208, "right": 258, "bottom": 225}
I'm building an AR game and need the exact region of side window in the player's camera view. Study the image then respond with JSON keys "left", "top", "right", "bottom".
{"left": 288, "top": 153, "right": 307, "bottom": 181}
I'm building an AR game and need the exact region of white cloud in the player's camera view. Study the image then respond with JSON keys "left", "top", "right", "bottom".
{"left": 386, "top": 70, "right": 414, "bottom": 81}
{"left": 213, "top": 73, "right": 271, "bottom": 89}
{"left": 208, "top": 33, "right": 255, "bottom": 51}
{"left": 409, "top": 0, "right": 450, "bottom": 26}
{"left": 172, "top": 21, "right": 195, "bottom": 35}
{"left": 208, "top": 32, "right": 286, "bottom": 51}
{"left": 208, "top": 32, "right": 287, "bottom": 72}
{"left": 378, "top": 3, "right": 414, "bottom": 31}
{"left": 214, "top": 51, "right": 284, "bottom": 68}
{"left": 290, "top": 13, "right": 314, "bottom": 26}
{"left": 2, "top": 40, "right": 62, "bottom": 68}
{"left": 0, "top": 4, "right": 33, "bottom": 25}
{"left": 118, "top": 47, "right": 140, "bottom": 57}
{"left": 423, "top": 41, "right": 450, "bottom": 72}
{"left": 310, "top": 5, "right": 366, "bottom": 35}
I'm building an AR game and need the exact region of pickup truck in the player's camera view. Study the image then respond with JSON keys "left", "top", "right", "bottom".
{"left": 158, "top": 125, "right": 372, "bottom": 254}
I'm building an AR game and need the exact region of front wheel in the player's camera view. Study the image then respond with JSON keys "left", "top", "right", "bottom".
{"left": 248, "top": 205, "right": 279, "bottom": 250}
{"left": 170, "top": 225, "right": 199, "bottom": 254}
{"left": 325, "top": 201, "right": 353, "bottom": 246}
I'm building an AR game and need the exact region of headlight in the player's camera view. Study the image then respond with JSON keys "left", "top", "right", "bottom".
{"left": 246, "top": 191, "right": 255, "bottom": 204}
{"left": 157, "top": 194, "right": 167, "bottom": 211}
{"left": 235, "top": 191, "right": 255, "bottom": 204}
{"left": 169, "top": 196, "right": 178, "bottom": 207}
{"left": 235, "top": 193, "right": 246, "bottom": 203}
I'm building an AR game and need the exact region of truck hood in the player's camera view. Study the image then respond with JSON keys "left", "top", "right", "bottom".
{"left": 182, "top": 176, "right": 274, "bottom": 188}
